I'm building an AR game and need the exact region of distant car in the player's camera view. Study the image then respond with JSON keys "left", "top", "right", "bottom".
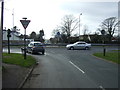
{"left": 26, "top": 42, "right": 45, "bottom": 54}
{"left": 66, "top": 41, "right": 91, "bottom": 50}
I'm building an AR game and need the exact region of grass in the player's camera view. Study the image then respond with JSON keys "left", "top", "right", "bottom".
{"left": 112, "top": 50, "right": 120, "bottom": 52}
{"left": 3, "top": 53, "right": 37, "bottom": 68}
{"left": 93, "top": 51, "right": 119, "bottom": 64}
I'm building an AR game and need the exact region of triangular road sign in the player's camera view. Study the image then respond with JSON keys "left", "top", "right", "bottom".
{"left": 20, "top": 20, "right": 30, "bottom": 29}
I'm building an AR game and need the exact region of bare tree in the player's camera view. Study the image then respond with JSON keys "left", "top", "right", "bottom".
{"left": 83, "top": 25, "right": 90, "bottom": 35}
{"left": 52, "top": 27, "right": 60, "bottom": 37}
{"left": 99, "top": 17, "right": 119, "bottom": 42}
{"left": 60, "top": 15, "right": 79, "bottom": 38}
{"left": 30, "top": 31, "right": 36, "bottom": 40}
{"left": 39, "top": 29, "right": 45, "bottom": 43}
{"left": 11, "top": 26, "right": 20, "bottom": 36}
{"left": 82, "top": 25, "right": 92, "bottom": 42}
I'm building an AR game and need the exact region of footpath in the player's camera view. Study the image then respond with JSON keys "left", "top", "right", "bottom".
{"left": 0, "top": 68, "right": 2, "bottom": 90}
{"left": 2, "top": 63, "right": 34, "bottom": 88}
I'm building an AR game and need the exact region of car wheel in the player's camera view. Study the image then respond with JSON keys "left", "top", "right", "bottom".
{"left": 85, "top": 47, "right": 89, "bottom": 50}
{"left": 31, "top": 50, "right": 34, "bottom": 54}
{"left": 70, "top": 47, "right": 74, "bottom": 50}
{"left": 27, "top": 50, "right": 31, "bottom": 53}
{"left": 26, "top": 50, "right": 28, "bottom": 53}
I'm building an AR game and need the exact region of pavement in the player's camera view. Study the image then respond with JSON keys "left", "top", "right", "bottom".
{"left": 0, "top": 67, "right": 2, "bottom": 90}
{"left": 2, "top": 63, "right": 35, "bottom": 89}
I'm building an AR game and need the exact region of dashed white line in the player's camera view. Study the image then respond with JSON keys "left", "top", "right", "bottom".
{"left": 69, "top": 61, "right": 85, "bottom": 74}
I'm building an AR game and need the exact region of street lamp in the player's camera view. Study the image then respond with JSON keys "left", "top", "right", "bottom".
{"left": 79, "top": 13, "right": 82, "bottom": 40}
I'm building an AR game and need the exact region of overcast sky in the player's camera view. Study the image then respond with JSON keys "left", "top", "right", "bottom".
{"left": 2, "top": 0, "right": 119, "bottom": 39}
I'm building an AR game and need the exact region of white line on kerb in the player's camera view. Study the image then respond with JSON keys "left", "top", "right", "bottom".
{"left": 69, "top": 61, "right": 85, "bottom": 74}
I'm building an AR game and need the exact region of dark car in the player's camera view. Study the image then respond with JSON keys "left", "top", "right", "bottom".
{"left": 26, "top": 42, "right": 45, "bottom": 54}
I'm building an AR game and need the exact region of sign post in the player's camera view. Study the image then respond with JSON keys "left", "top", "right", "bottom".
{"left": 101, "top": 29, "right": 106, "bottom": 56}
{"left": 56, "top": 32, "right": 60, "bottom": 43}
{"left": 20, "top": 18, "right": 30, "bottom": 59}
{"left": 7, "top": 29, "right": 11, "bottom": 54}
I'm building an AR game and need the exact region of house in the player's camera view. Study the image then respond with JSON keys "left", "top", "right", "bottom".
{"left": 3, "top": 29, "right": 24, "bottom": 45}
{"left": 3, "top": 29, "right": 21, "bottom": 40}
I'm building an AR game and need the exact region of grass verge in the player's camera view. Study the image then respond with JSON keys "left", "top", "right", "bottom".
{"left": 3, "top": 53, "right": 36, "bottom": 68}
{"left": 93, "top": 51, "right": 119, "bottom": 64}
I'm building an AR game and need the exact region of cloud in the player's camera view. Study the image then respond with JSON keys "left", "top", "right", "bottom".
{"left": 60, "top": 2, "right": 118, "bottom": 34}
{"left": 61, "top": 2, "right": 117, "bottom": 17}
{"left": 3, "top": 0, "right": 118, "bottom": 38}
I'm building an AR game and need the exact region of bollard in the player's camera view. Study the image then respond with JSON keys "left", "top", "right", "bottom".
{"left": 103, "top": 47, "right": 106, "bottom": 56}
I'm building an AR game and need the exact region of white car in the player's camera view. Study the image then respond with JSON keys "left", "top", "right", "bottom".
{"left": 66, "top": 41, "right": 91, "bottom": 50}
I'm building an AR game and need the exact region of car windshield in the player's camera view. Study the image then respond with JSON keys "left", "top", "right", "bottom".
{"left": 34, "top": 43, "right": 43, "bottom": 46}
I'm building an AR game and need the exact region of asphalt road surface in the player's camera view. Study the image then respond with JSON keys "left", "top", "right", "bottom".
{"left": 3, "top": 46, "right": 119, "bottom": 88}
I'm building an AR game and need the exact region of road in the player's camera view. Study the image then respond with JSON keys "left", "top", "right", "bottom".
{"left": 3, "top": 46, "right": 119, "bottom": 88}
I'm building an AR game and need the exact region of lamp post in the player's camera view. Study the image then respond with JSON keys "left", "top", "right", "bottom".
{"left": 79, "top": 13, "right": 82, "bottom": 40}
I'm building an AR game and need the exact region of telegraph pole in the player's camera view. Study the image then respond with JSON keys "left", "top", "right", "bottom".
{"left": 0, "top": 1, "right": 4, "bottom": 89}
{"left": 0, "top": 1, "right": 4, "bottom": 58}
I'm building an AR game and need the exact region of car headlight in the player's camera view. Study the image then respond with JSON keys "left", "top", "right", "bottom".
{"left": 32, "top": 47, "right": 35, "bottom": 50}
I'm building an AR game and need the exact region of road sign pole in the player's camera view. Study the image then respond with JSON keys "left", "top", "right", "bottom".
{"left": 20, "top": 18, "right": 31, "bottom": 59}
{"left": 23, "top": 18, "right": 27, "bottom": 59}
{"left": 7, "top": 29, "right": 11, "bottom": 54}
{"left": 24, "top": 28, "right": 26, "bottom": 59}
{"left": 101, "top": 30, "right": 106, "bottom": 56}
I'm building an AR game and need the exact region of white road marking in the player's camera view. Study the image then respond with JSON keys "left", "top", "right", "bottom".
{"left": 45, "top": 53, "right": 50, "bottom": 56}
{"left": 69, "top": 61, "right": 85, "bottom": 74}
{"left": 99, "top": 86, "right": 106, "bottom": 90}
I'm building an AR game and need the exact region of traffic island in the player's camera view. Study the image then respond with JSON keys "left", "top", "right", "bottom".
{"left": 93, "top": 50, "right": 119, "bottom": 64}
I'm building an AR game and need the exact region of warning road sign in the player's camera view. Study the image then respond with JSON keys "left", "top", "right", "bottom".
{"left": 20, "top": 20, "right": 30, "bottom": 29}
